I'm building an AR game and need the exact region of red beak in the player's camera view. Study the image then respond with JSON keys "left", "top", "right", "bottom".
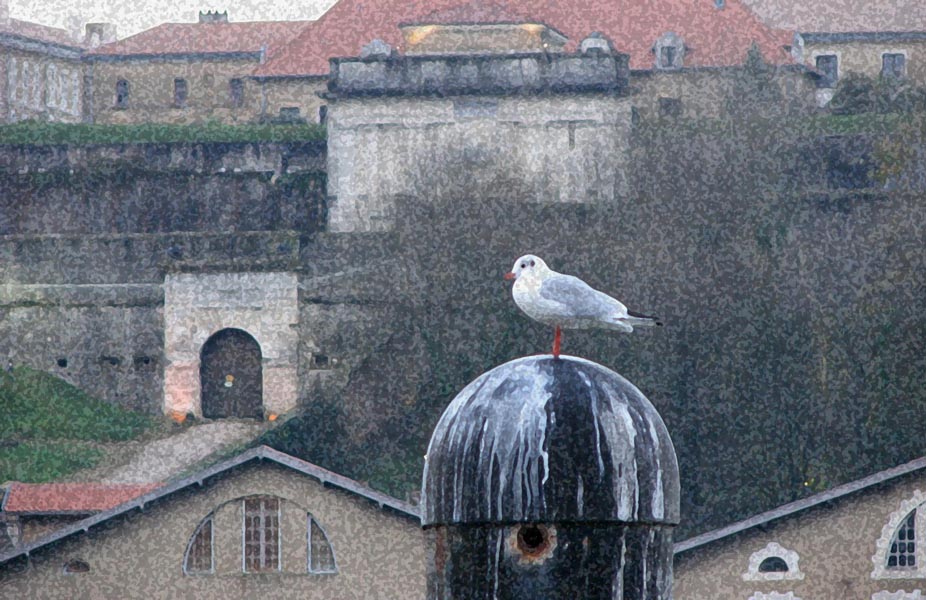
{"left": 504, "top": 272, "right": 516, "bottom": 281}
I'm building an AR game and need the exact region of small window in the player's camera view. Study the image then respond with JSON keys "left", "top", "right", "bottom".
{"left": 308, "top": 516, "right": 337, "bottom": 573}
{"left": 63, "top": 559, "right": 90, "bottom": 574}
{"left": 57, "top": 358, "right": 68, "bottom": 368}
{"left": 174, "top": 78, "right": 188, "bottom": 108}
{"left": 659, "top": 97, "right": 683, "bottom": 118}
{"left": 243, "top": 497, "right": 280, "bottom": 573}
{"left": 815, "top": 55, "right": 838, "bottom": 88}
{"left": 882, "top": 53, "right": 906, "bottom": 80}
{"left": 184, "top": 516, "right": 214, "bottom": 574}
{"left": 278, "top": 106, "right": 302, "bottom": 123}
{"left": 229, "top": 78, "right": 244, "bottom": 108}
{"left": 888, "top": 510, "right": 916, "bottom": 568}
{"left": 758, "top": 556, "right": 789, "bottom": 573}
{"left": 115, "top": 79, "right": 129, "bottom": 108}
{"left": 661, "top": 46, "right": 678, "bottom": 69}
{"left": 318, "top": 104, "right": 328, "bottom": 125}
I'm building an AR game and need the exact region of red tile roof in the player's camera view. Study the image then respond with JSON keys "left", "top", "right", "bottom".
{"left": 254, "top": 0, "right": 794, "bottom": 77}
{"left": 0, "top": 18, "right": 86, "bottom": 49}
{"left": 2, "top": 482, "right": 161, "bottom": 514}
{"left": 86, "top": 20, "right": 312, "bottom": 59}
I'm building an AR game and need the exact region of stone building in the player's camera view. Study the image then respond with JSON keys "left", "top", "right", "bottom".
{"left": 675, "top": 455, "right": 926, "bottom": 599}
{"left": 743, "top": 0, "right": 926, "bottom": 105}
{"left": 0, "top": 446, "right": 425, "bottom": 599}
{"left": 0, "top": 0, "right": 110, "bottom": 123}
{"left": 258, "top": 0, "right": 818, "bottom": 120}
{"left": 83, "top": 11, "right": 314, "bottom": 125}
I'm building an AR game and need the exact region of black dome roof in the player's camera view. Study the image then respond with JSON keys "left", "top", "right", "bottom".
{"left": 421, "top": 355, "right": 679, "bottom": 526}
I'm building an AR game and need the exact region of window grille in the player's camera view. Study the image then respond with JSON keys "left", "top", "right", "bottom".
{"left": 758, "top": 556, "right": 789, "bottom": 573}
{"left": 230, "top": 78, "right": 244, "bottom": 108}
{"left": 888, "top": 510, "right": 916, "bottom": 568}
{"left": 244, "top": 497, "right": 280, "bottom": 572}
{"left": 184, "top": 516, "right": 214, "bottom": 574}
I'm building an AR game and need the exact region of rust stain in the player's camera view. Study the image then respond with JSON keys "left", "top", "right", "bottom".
{"left": 507, "top": 523, "right": 558, "bottom": 565}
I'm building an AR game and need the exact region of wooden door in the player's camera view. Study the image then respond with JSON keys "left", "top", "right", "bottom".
{"left": 200, "top": 329, "right": 263, "bottom": 419}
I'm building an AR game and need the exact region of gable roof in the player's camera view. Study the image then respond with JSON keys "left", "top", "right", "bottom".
{"left": 741, "top": 0, "right": 926, "bottom": 34}
{"left": 0, "top": 445, "right": 419, "bottom": 565}
{"left": 675, "top": 454, "right": 926, "bottom": 555}
{"left": 2, "top": 482, "right": 160, "bottom": 515}
{"left": 403, "top": 1, "right": 537, "bottom": 27}
{"left": 86, "top": 20, "right": 311, "bottom": 60}
{"left": 0, "top": 18, "right": 85, "bottom": 49}
{"left": 254, "top": 0, "right": 794, "bottom": 77}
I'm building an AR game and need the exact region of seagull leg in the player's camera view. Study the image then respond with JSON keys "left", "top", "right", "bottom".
{"left": 552, "top": 326, "right": 562, "bottom": 359}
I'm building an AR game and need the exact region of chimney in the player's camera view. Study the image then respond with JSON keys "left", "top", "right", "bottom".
{"left": 84, "top": 23, "right": 117, "bottom": 48}
{"left": 198, "top": 10, "right": 228, "bottom": 24}
{"left": 67, "top": 14, "right": 82, "bottom": 43}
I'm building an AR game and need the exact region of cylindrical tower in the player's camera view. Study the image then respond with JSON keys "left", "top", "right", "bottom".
{"left": 422, "top": 355, "right": 680, "bottom": 599}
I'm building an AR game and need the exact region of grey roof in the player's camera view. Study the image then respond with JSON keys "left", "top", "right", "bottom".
{"left": 675, "top": 454, "right": 926, "bottom": 555}
{"left": 801, "top": 31, "right": 926, "bottom": 43}
{"left": 0, "top": 445, "right": 419, "bottom": 565}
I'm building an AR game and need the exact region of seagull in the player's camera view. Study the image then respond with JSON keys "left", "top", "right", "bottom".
{"left": 504, "top": 254, "right": 661, "bottom": 358}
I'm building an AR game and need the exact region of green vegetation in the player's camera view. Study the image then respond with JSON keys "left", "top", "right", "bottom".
{"left": 637, "top": 111, "right": 918, "bottom": 137}
{"left": 0, "top": 441, "right": 104, "bottom": 483}
{"left": 829, "top": 72, "right": 926, "bottom": 116}
{"left": 0, "top": 367, "right": 159, "bottom": 482}
{"left": 0, "top": 120, "right": 325, "bottom": 145}
{"left": 0, "top": 367, "right": 156, "bottom": 442}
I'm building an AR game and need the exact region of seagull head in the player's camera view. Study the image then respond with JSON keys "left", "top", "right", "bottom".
{"left": 504, "top": 254, "right": 547, "bottom": 281}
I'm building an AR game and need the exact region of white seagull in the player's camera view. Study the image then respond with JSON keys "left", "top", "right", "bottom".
{"left": 504, "top": 254, "right": 661, "bottom": 358}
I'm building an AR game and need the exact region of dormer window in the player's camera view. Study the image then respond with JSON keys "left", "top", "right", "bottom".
{"left": 654, "top": 32, "right": 685, "bottom": 69}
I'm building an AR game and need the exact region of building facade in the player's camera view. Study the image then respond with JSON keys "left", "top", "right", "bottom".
{"left": 0, "top": 447, "right": 426, "bottom": 599}
{"left": 675, "top": 456, "right": 926, "bottom": 599}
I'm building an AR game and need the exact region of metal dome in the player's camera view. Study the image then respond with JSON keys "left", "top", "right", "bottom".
{"left": 421, "top": 355, "right": 679, "bottom": 527}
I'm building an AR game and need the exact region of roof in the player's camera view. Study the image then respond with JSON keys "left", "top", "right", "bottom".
{"left": 0, "top": 445, "right": 418, "bottom": 565}
{"left": 675, "top": 454, "right": 926, "bottom": 555}
{"left": 254, "top": 0, "right": 794, "bottom": 77}
{"left": 2, "top": 482, "right": 160, "bottom": 515}
{"left": 86, "top": 20, "right": 311, "bottom": 60}
{"left": 0, "top": 17, "right": 85, "bottom": 50}
{"left": 402, "top": 1, "right": 537, "bottom": 27}
{"left": 741, "top": 0, "right": 926, "bottom": 33}
{"left": 801, "top": 31, "right": 926, "bottom": 44}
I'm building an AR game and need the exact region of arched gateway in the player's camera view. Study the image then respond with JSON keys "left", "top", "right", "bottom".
{"left": 200, "top": 329, "right": 263, "bottom": 419}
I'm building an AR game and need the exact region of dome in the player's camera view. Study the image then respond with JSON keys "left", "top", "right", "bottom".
{"left": 421, "top": 355, "right": 679, "bottom": 526}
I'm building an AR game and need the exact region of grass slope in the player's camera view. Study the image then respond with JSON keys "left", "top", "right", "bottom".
{"left": 0, "top": 121, "right": 325, "bottom": 145}
{"left": 0, "top": 367, "right": 158, "bottom": 482}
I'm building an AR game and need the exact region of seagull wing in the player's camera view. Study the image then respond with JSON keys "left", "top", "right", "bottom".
{"left": 539, "top": 274, "right": 627, "bottom": 320}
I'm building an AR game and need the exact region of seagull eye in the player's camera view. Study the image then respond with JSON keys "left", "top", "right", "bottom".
{"left": 521, "top": 263, "right": 526, "bottom": 269}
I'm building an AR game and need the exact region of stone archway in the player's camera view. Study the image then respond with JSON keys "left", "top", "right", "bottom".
{"left": 200, "top": 329, "right": 263, "bottom": 419}
{"left": 163, "top": 272, "right": 299, "bottom": 420}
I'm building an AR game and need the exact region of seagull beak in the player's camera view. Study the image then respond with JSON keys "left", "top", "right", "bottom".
{"left": 504, "top": 272, "right": 516, "bottom": 281}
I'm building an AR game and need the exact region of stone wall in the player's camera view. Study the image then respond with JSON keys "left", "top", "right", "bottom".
{"left": 324, "top": 48, "right": 633, "bottom": 232}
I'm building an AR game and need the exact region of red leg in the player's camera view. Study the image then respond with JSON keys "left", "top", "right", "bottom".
{"left": 552, "top": 326, "right": 562, "bottom": 359}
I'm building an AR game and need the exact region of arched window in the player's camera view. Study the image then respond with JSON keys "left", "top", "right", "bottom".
{"left": 887, "top": 510, "right": 917, "bottom": 568}
{"left": 742, "top": 542, "right": 803, "bottom": 581}
{"left": 308, "top": 515, "right": 337, "bottom": 573}
{"left": 63, "top": 559, "right": 90, "bottom": 574}
{"left": 183, "top": 514, "right": 214, "bottom": 575}
{"left": 872, "top": 490, "right": 926, "bottom": 579}
{"left": 758, "top": 556, "right": 789, "bottom": 572}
